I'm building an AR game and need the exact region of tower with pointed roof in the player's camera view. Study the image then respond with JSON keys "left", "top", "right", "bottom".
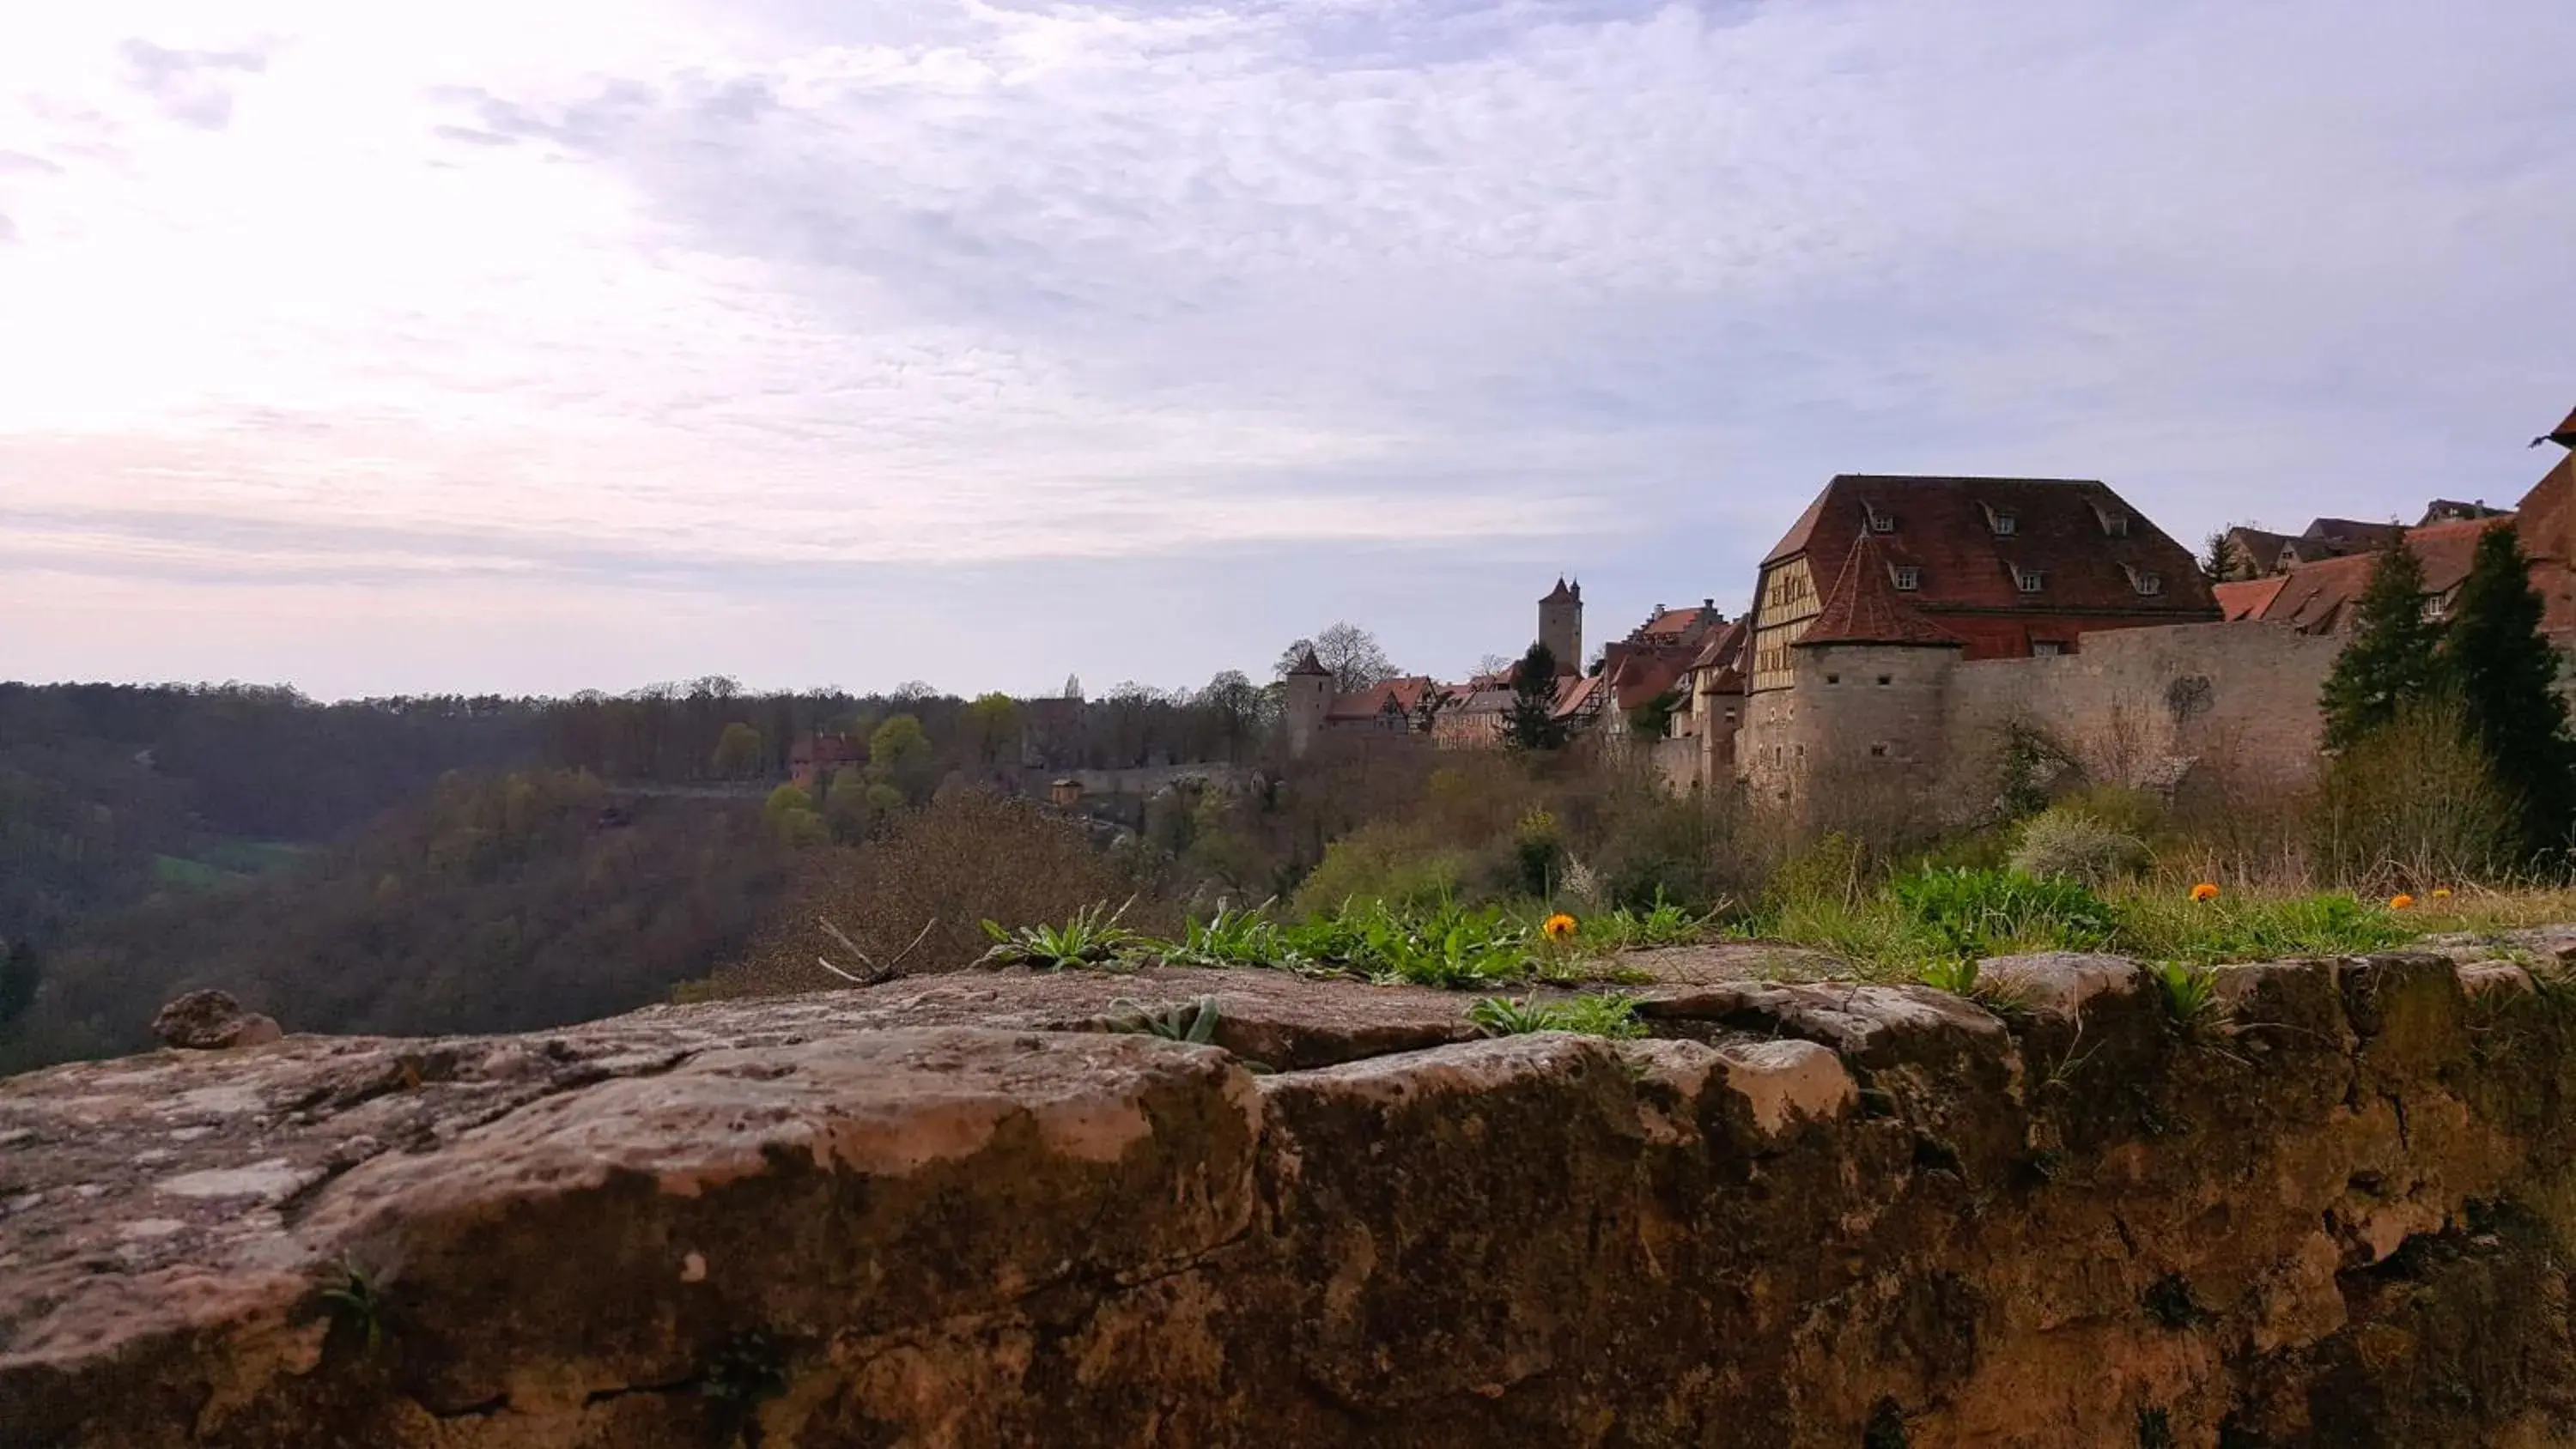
{"left": 1281, "top": 647, "right": 1334, "bottom": 757}
{"left": 1741, "top": 531, "right": 1965, "bottom": 801}
{"left": 1538, "top": 578, "right": 1583, "bottom": 676}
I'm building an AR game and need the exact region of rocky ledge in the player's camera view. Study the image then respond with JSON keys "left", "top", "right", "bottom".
{"left": 7, "top": 952, "right": 2576, "bottom": 1447}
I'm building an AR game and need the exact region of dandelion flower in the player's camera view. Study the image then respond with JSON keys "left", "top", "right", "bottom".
{"left": 2190, "top": 882, "right": 2220, "bottom": 903}
{"left": 1542, "top": 912, "right": 1579, "bottom": 942}
{"left": 2389, "top": 893, "right": 2415, "bottom": 911}
{"left": 2431, "top": 888, "right": 2454, "bottom": 901}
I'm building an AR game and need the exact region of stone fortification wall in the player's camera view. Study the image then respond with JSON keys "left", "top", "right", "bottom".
{"left": 11, "top": 949, "right": 2576, "bottom": 1447}
{"left": 1941, "top": 620, "right": 2339, "bottom": 807}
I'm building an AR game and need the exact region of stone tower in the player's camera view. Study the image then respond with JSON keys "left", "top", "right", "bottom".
{"left": 1743, "top": 531, "right": 1962, "bottom": 803}
{"left": 1538, "top": 578, "right": 1583, "bottom": 676}
{"left": 1281, "top": 647, "right": 1334, "bottom": 757}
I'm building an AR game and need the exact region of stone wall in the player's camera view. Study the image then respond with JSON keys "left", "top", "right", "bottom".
{"left": 9, "top": 950, "right": 2576, "bottom": 1446}
{"left": 1941, "top": 620, "right": 2339, "bottom": 806}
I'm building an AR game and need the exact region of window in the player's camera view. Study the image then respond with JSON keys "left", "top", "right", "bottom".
{"left": 2032, "top": 640, "right": 2064, "bottom": 657}
{"left": 2096, "top": 506, "right": 2129, "bottom": 537}
{"left": 2016, "top": 567, "right": 2044, "bottom": 593}
{"left": 1825, "top": 673, "right": 1840, "bottom": 685}
{"left": 1866, "top": 504, "right": 1894, "bottom": 533}
{"left": 2134, "top": 570, "right": 2161, "bottom": 596}
{"left": 1985, "top": 506, "right": 2018, "bottom": 537}
{"left": 1868, "top": 743, "right": 1888, "bottom": 758}
{"left": 1891, "top": 566, "right": 1920, "bottom": 591}
{"left": 1876, "top": 675, "right": 1893, "bottom": 686}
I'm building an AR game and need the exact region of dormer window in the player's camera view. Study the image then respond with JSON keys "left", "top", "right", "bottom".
{"left": 2014, "top": 567, "right": 2044, "bottom": 593}
{"left": 1983, "top": 504, "right": 2018, "bottom": 537}
{"left": 1865, "top": 502, "right": 1895, "bottom": 533}
{"left": 2124, "top": 565, "right": 2162, "bottom": 596}
{"left": 1890, "top": 566, "right": 1921, "bottom": 591}
{"left": 2094, "top": 504, "right": 2129, "bottom": 537}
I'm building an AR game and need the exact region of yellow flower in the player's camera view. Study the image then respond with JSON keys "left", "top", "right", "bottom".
{"left": 2389, "top": 893, "right": 2416, "bottom": 911}
{"left": 2431, "top": 888, "right": 2453, "bottom": 901}
{"left": 2190, "top": 882, "right": 2220, "bottom": 903}
{"left": 1542, "top": 912, "right": 1579, "bottom": 941}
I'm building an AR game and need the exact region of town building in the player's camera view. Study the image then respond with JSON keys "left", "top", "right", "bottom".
{"left": 787, "top": 731, "right": 860, "bottom": 790}
{"left": 1740, "top": 475, "right": 2217, "bottom": 801}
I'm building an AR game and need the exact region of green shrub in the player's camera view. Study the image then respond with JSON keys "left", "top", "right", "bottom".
{"left": 1889, "top": 866, "right": 2117, "bottom": 960}
{"left": 2309, "top": 700, "right": 2516, "bottom": 892}
{"left": 1291, "top": 823, "right": 1474, "bottom": 915}
{"left": 2009, "top": 808, "right": 2151, "bottom": 888}
{"left": 1513, "top": 808, "right": 1563, "bottom": 897}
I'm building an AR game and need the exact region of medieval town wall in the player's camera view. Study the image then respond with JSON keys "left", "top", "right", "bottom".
{"left": 1937, "top": 620, "right": 2339, "bottom": 810}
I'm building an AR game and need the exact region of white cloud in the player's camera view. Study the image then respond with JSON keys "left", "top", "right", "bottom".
{"left": 3, "top": 0, "right": 2573, "bottom": 696}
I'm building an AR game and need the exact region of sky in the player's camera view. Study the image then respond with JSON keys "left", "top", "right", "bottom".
{"left": 3, "top": 0, "right": 2572, "bottom": 700}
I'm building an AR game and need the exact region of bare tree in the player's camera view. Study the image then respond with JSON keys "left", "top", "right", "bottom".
{"left": 1275, "top": 622, "right": 1400, "bottom": 694}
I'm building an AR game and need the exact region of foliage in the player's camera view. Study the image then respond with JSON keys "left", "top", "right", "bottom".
{"left": 2437, "top": 523, "right": 2576, "bottom": 867}
{"left": 319, "top": 1254, "right": 388, "bottom": 1356}
{"left": 1291, "top": 823, "right": 1473, "bottom": 915}
{"left": 1888, "top": 867, "right": 2118, "bottom": 961}
{"left": 1918, "top": 956, "right": 1984, "bottom": 996}
{"left": 700, "top": 790, "right": 1149, "bottom": 999}
{"left": 1501, "top": 642, "right": 1569, "bottom": 753}
{"left": 762, "top": 784, "right": 826, "bottom": 847}
{"left": 1105, "top": 994, "right": 1222, "bottom": 1044}
{"left": 1467, "top": 992, "right": 1646, "bottom": 1040}
{"left": 710, "top": 722, "right": 767, "bottom": 779}
{"left": 978, "top": 899, "right": 1139, "bottom": 970}
{"left": 1311, "top": 900, "right": 1534, "bottom": 988}
{"left": 2318, "top": 533, "right": 2443, "bottom": 752}
{"left": 2009, "top": 807, "right": 2151, "bottom": 888}
{"left": 4, "top": 772, "right": 799, "bottom": 1074}
{"left": 1513, "top": 807, "right": 1563, "bottom": 897}
{"left": 1159, "top": 902, "right": 1289, "bottom": 969}
{"left": 1575, "top": 894, "right": 1709, "bottom": 951}
{"left": 2117, "top": 891, "right": 2408, "bottom": 965}
{"left": 963, "top": 693, "right": 1023, "bottom": 765}
{"left": 2148, "top": 961, "right": 2221, "bottom": 1030}
{"left": 865, "top": 714, "right": 939, "bottom": 804}
{"left": 2308, "top": 699, "right": 2514, "bottom": 890}
{"left": 1273, "top": 622, "right": 1400, "bottom": 694}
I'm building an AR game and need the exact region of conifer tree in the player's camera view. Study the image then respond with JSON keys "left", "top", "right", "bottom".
{"left": 1502, "top": 642, "right": 1567, "bottom": 753}
{"left": 2437, "top": 524, "right": 2576, "bottom": 866}
{"left": 2318, "top": 534, "right": 2442, "bottom": 752}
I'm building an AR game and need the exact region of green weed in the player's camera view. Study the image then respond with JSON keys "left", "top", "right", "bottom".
{"left": 1467, "top": 992, "right": 1647, "bottom": 1040}
{"left": 319, "top": 1254, "right": 386, "bottom": 1356}
{"left": 977, "top": 898, "right": 1141, "bottom": 970}
{"left": 1105, "top": 995, "right": 1222, "bottom": 1045}
{"left": 2150, "top": 961, "right": 2221, "bottom": 1031}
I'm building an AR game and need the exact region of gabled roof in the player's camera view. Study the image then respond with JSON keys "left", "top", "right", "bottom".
{"left": 1759, "top": 476, "right": 2219, "bottom": 619}
{"left": 1540, "top": 577, "right": 1581, "bottom": 603}
{"left": 2247, "top": 519, "right": 2507, "bottom": 635}
{"left": 2214, "top": 576, "right": 2286, "bottom": 622}
{"left": 1607, "top": 652, "right": 1686, "bottom": 711}
{"left": 1548, "top": 672, "right": 1605, "bottom": 722}
{"left": 1325, "top": 676, "right": 1436, "bottom": 723}
{"left": 1795, "top": 532, "right": 1963, "bottom": 649}
{"left": 2302, "top": 518, "right": 2406, "bottom": 549}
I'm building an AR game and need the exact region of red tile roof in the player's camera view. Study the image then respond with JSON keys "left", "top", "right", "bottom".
{"left": 2536, "top": 403, "right": 2576, "bottom": 451}
{"left": 1608, "top": 653, "right": 1686, "bottom": 712}
{"left": 1762, "top": 476, "right": 2220, "bottom": 622}
{"left": 1326, "top": 676, "right": 1437, "bottom": 723}
{"left": 1548, "top": 672, "right": 1605, "bottom": 722}
{"left": 2213, "top": 577, "right": 2285, "bottom": 621}
{"left": 1797, "top": 531, "right": 1964, "bottom": 649}
{"left": 2242, "top": 518, "right": 2531, "bottom": 636}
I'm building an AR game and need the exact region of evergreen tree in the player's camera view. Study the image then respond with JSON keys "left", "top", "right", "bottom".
{"left": 0, "top": 939, "right": 39, "bottom": 1028}
{"left": 2437, "top": 524, "right": 2576, "bottom": 866}
{"left": 1502, "top": 643, "right": 1567, "bottom": 753}
{"left": 2318, "top": 534, "right": 2442, "bottom": 752}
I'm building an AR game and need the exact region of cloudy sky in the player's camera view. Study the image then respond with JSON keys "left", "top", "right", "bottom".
{"left": 3, "top": 0, "right": 2571, "bottom": 700}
